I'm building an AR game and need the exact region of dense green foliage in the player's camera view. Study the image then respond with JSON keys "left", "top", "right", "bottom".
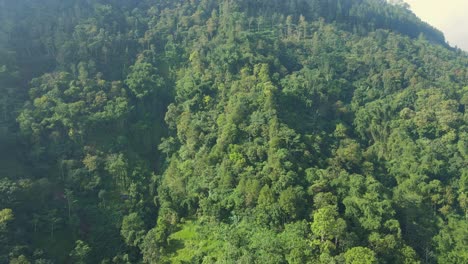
{"left": 0, "top": 0, "right": 467, "bottom": 263}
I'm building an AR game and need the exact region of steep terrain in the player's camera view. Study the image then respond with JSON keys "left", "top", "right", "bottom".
{"left": 0, "top": 0, "right": 467, "bottom": 263}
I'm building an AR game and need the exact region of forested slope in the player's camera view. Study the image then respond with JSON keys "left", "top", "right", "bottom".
{"left": 0, "top": 0, "right": 467, "bottom": 263}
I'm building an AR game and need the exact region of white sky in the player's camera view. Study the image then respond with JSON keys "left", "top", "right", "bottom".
{"left": 404, "top": 0, "right": 468, "bottom": 50}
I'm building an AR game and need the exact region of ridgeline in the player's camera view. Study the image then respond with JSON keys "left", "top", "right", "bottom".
{"left": 0, "top": 0, "right": 467, "bottom": 263}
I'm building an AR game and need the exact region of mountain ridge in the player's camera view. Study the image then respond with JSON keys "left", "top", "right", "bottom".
{"left": 0, "top": 0, "right": 467, "bottom": 263}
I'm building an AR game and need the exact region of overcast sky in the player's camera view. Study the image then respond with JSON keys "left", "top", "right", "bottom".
{"left": 404, "top": 0, "right": 468, "bottom": 50}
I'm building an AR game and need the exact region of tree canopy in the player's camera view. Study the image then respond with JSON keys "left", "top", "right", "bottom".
{"left": 0, "top": 0, "right": 467, "bottom": 263}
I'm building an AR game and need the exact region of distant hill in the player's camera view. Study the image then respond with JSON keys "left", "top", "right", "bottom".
{"left": 0, "top": 1, "right": 467, "bottom": 263}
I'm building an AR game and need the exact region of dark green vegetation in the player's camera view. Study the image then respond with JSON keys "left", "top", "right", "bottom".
{"left": 0, "top": 0, "right": 467, "bottom": 263}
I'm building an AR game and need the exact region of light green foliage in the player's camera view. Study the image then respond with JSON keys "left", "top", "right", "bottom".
{"left": 105, "top": 153, "right": 128, "bottom": 189}
{"left": 69, "top": 240, "right": 91, "bottom": 264}
{"left": 344, "top": 247, "right": 377, "bottom": 264}
{"left": 311, "top": 206, "right": 346, "bottom": 243}
{"left": 0, "top": 208, "right": 13, "bottom": 224}
{"left": 9, "top": 255, "right": 31, "bottom": 264}
{"left": 121, "top": 213, "right": 146, "bottom": 247}
{"left": 0, "top": 208, "right": 13, "bottom": 234}
{"left": 0, "top": 0, "right": 467, "bottom": 263}
{"left": 166, "top": 220, "right": 223, "bottom": 263}
{"left": 433, "top": 216, "right": 468, "bottom": 264}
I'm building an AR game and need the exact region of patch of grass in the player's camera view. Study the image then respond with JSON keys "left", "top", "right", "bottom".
{"left": 170, "top": 220, "right": 198, "bottom": 241}
{"left": 167, "top": 220, "right": 225, "bottom": 263}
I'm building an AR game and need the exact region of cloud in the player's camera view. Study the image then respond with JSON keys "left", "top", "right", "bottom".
{"left": 405, "top": 0, "right": 468, "bottom": 50}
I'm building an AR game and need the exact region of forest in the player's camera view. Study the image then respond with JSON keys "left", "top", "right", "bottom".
{"left": 0, "top": 0, "right": 467, "bottom": 263}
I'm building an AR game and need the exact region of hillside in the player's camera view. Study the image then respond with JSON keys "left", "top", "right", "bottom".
{"left": 0, "top": 0, "right": 467, "bottom": 263}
